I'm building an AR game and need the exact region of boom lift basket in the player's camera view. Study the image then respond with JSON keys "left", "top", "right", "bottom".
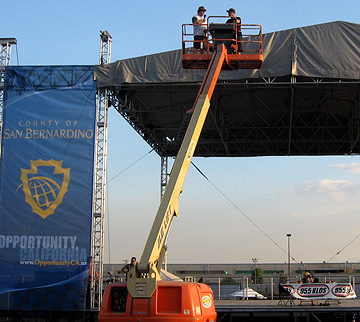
{"left": 182, "top": 16, "right": 263, "bottom": 70}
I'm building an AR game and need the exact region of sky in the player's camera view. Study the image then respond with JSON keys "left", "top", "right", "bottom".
{"left": 2, "top": 0, "right": 360, "bottom": 267}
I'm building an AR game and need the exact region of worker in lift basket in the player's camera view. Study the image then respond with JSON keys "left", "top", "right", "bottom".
{"left": 192, "top": 6, "right": 208, "bottom": 52}
{"left": 225, "top": 8, "right": 243, "bottom": 53}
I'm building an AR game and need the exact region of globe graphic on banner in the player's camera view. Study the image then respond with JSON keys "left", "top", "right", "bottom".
{"left": 28, "top": 176, "right": 60, "bottom": 210}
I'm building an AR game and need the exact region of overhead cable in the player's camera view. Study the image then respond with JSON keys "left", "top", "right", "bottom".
{"left": 30, "top": 149, "right": 154, "bottom": 235}
{"left": 191, "top": 161, "right": 299, "bottom": 264}
{"left": 326, "top": 232, "right": 360, "bottom": 263}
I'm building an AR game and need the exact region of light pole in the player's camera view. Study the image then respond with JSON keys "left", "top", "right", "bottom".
{"left": 252, "top": 258, "right": 258, "bottom": 284}
{"left": 287, "top": 234, "right": 291, "bottom": 282}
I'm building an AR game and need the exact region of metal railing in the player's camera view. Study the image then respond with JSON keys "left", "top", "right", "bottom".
{"left": 183, "top": 275, "right": 357, "bottom": 300}
{"left": 101, "top": 269, "right": 358, "bottom": 301}
{"left": 182, "top": 16, "right": 262, "bottom": 56}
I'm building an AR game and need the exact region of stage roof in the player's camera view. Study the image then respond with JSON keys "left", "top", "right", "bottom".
{"left": 94, "top": 21, "right": 360, "bottom": 157}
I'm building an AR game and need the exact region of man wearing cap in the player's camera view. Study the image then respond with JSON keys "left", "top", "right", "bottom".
{"left": 192, "top": 6, "right": 208, "bottom": 52}
{"left": 225, "top": 8, "right": 243, "bottom": 53}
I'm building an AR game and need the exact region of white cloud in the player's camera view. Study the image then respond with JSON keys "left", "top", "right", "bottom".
{"left": 292, "top": 211, "right": 309, "bottom": 218}
{"left": 295, "top": 179, "right": 353, "bottom": 200}
{"left": 329, "top": 162, "right": 360, "bottom": 174}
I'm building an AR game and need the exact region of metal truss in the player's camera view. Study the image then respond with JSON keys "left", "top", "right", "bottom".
{"left": 0, "top": 38, "right": 17, "bottom": 158}
{"left": 91, "top": 31, "right": 112, "bottom": 309}
{"left": 160, "top": 156, "right": 169, "bottom": 198}
{"left": 110, "top": 89, "right": 169, "bottom": 155}
{"left": 202, "top": 76, "right": 360, "bottom": 156}
{"left": 109, "top": 75, "right": 360, "bottom": 158}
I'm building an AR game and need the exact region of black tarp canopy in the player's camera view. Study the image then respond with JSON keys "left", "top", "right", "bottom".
{"left": 95, "top": 21, "right": 360, "bottom": 86}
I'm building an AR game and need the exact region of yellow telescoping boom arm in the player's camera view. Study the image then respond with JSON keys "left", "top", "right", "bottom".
{"left": 127, "top": 44, "right": 228, "bottom": 298}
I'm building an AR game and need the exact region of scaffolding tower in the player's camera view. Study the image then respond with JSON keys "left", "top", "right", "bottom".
{"left": 91, "top": 30, "right": 112, "bottom": 309}
{"left": 0, "top": 38, "right": 17, "bottom": 157}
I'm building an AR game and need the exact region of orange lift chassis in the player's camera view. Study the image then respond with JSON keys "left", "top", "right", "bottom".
{"left": 99, "top": 19, "right": 263, "bottom": 322}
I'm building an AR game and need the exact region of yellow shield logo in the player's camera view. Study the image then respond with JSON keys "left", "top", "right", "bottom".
{"left": 20, "top": 160, "right": 71, "bottom": 219}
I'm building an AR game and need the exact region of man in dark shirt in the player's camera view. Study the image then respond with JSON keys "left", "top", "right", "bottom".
{"left": 121, "top": 257, "right": 136, "bottom": 280}
{"left": 225, "top": 8, "right": 243, "bottom": 53}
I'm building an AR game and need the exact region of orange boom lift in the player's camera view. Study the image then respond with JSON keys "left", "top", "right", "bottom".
{"left": 99, "top": 18, "right": 262, "bottom": 322}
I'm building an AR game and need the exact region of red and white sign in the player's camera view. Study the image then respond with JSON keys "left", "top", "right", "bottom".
{"left": 280, "top": 283, "right": 356, "bottom": 300}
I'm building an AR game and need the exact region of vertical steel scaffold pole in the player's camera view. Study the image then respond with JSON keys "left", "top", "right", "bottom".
{"left": 91, "top": 30, "right": 112, "bottom": 309}
{"left": 0, "top": 38, "right": 17, "bottom": 160}
{"left": 160, "top": 156, "right": 169, "bottom": 199}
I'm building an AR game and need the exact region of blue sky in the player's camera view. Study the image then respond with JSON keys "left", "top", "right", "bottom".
{"left": 3, "top": 0, "right": 360, "bottom": 266}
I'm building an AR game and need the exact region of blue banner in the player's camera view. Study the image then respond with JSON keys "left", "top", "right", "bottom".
{"left": 0, "top": 66, "right": 96, "bottom": 310}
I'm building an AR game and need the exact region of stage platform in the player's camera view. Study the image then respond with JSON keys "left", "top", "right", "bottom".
{"left": 1, "top": 299, "right": 359, "bottom": 322}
